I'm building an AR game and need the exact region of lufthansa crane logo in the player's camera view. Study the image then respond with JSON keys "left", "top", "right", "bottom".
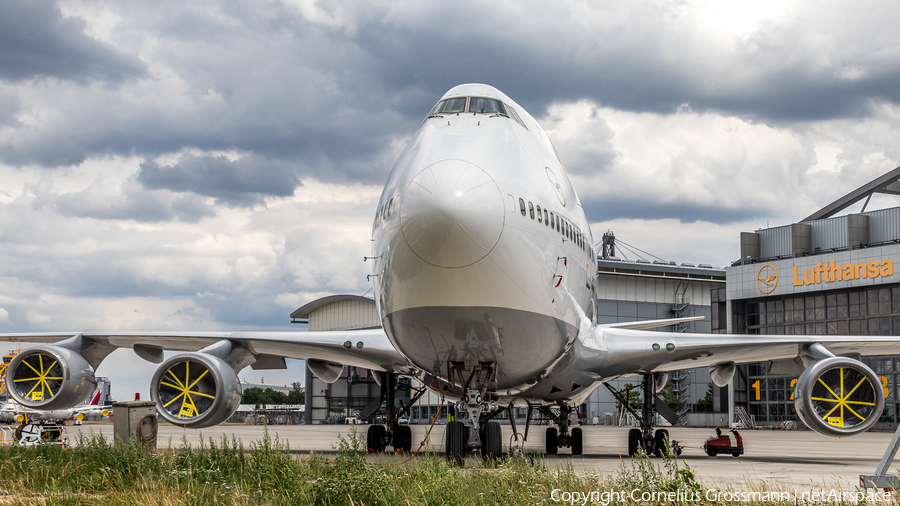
{"left": 757, "top": 264, "right": 778, "bottom": 294}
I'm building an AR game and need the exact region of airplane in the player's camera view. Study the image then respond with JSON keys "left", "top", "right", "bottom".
{"left": 0, "top": 388, "right": 110, "bottom": 424}
{"left": 0, "top": 83, "right": 896, "bottom": 462}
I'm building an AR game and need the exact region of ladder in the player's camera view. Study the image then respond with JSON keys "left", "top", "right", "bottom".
{"left": 734, "top": 406, "right": 755, "bottom": 429}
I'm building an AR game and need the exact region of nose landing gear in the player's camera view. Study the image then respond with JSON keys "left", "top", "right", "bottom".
{"left": 444, "top": 362, "right": 505, "bottom": 463}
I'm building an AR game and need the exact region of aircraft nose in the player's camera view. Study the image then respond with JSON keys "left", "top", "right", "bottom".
{"left": 400, "top": 160, "right": 504, "bottom": 268}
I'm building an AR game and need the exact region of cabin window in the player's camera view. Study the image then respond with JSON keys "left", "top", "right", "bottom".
{"left": 557, "top": 216, "right": 561, "bottom": 233}
{"left": 388, "top": 198, "right": 394, "bottom": 217}
{"left": 469, "top": 97, "right": 507, "bottom": 115}
{"left": 549, "top": 212, "right": 554, "bottom": 228}
{"left": 544, "top": 209, "right": 549, "bottom": 224}
{"left": 519, "top": 198, "right": 526, "bottom": 217}
{"left": 528, "top": 202, "right": 535, "bottom": 219}
{"left": 536, "top": 205, "right": 542, "bottom": 223}
{"left": 430, "top": 97, "right": 467, "bottom": 115}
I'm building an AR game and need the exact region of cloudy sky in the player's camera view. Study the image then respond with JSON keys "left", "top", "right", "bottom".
{"left": 2, "top": 0, "right": 900, "bottom": 399}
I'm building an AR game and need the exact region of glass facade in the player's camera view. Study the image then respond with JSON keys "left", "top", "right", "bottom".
{"left": 735, "top": 286, "right": 900, "bottom": 427}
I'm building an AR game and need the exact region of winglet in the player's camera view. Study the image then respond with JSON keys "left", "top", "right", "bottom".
{"left": 597, "top": 316, "right": 705, "bottom": 331}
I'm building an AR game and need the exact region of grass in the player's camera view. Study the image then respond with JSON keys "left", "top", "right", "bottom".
{"left": 0, "top": 429, "right": 892, "bottom": 505}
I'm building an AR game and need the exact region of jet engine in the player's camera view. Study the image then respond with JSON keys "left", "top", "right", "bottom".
{"left": 794, "top": 356, "right": 884, "bottom": 436}
{"left": 150, "top": 352, "right": 242, "bottom": 428}
{"left": 6, "top": 346, "right": 97, "bottom": 410}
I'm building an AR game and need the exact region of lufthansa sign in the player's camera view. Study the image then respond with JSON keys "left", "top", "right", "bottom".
{"left": 754, "top": 258, "right": 896, "bottom": 294}
{"left": 793, "top": 259, "right": 894, "bottom": 286}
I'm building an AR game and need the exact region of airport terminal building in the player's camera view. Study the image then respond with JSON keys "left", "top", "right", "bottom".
{"left": 722, "top": 167, "right": 900, "bottom": 429}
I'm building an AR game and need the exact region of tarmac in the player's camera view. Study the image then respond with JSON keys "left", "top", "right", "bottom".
{"left": 69, "top": 423, "right": 900, "bottom": 490}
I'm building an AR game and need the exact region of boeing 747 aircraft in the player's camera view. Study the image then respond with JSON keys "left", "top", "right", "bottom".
{"left": 1, "top": 84, "right": 897, "bottom": 461}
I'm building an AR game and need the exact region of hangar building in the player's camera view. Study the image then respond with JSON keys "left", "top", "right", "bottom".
{"left": 722, "top": 166, "right": 900, "bottom": 430}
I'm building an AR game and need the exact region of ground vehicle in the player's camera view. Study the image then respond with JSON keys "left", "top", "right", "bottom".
{"left": 703, "top": 428, "right": 743, "bottom": 457}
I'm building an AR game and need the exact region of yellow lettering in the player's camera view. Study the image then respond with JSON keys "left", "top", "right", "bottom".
{"left": 856, "top": 263, "right": 868, "bottom": 279}
{"left": 882, "top": 259, "right": 894, "bottom": 277}
{"left": 793, "top": 266, "right": 803, "bottom": 286}
{"left": 804, "top": 269, "right": 814, "bottom": 285}
{"left": 844, "top": 263, "right": 855, "bottom": 280}
{"left": 830, "top": 261, "right": 842, "bottom": 282}
{"left": 868, "top": 261, "right": 880, "bottom": 278}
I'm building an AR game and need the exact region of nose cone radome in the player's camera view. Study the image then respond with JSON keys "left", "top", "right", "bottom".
{"left": 400, "top": 160, "right": 504, "bottom": 268}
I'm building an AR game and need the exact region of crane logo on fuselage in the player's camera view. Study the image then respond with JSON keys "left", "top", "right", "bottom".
{"left": 546, "top": 167, "right": 566, "bottom": 207}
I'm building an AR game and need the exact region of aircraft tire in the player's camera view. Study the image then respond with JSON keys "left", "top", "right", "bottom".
{"left": 545, "top": 427, "right": 558, "bottom": 455}
{"left": 393, "top": 425, "right": 412, "bottom": 453}
{"left": 446, "top": 421, "right": 467, "bottom": 464}
{"left": 480, "top": 421, "right": 503, "bottom": 461}
{"left": 571, "top": 427, "right": 583, "bottom": 455}
{"left": 627, "top": 428, "right": 641, "bottom": 457}
{"left": 367, "top": 425, "right": 386, "bottom": 453}
{"left": 654, "top": 429, "right": 669, "bottom": 457}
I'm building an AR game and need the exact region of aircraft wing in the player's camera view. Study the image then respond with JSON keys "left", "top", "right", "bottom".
{"left": 594, "top": 327, "right": 900, "bottom": 376}
{"left": 0, "top": 329, "right": 412, "bottom": 374}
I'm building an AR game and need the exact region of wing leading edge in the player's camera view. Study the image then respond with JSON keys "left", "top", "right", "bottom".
{"left": 0, "top": 329, "right": 412, "bottom": 374}
{"left": 590, "top": 326, "right": 900, "bottom": 378}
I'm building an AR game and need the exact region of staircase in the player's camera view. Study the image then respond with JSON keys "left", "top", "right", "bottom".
{"left": 672, "top": 369, "right": 693, "bottom": 426}
{"left": 734, "top": 406, "right": 755, "bottom": 429}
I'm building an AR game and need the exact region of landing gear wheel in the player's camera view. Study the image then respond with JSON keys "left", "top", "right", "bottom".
{"left": 627, "top": 428, "right": 641, "bottom": 457}
{"left": 654, "top": 429, "right": 669, "bottom": 457}
{"left": 706, "top": 445, "right": 718, "bottom": 457}
{"left": 545, "top": 427, "right": 558, "bottom": 455}
{"left": 571, "top": 427, "right": 583, "bottom": 455}
{"left": 480, "top": 421, "right": 503, "bottom": 461}
{"left": 367, "top": 425, "right": 386, "bottom": 453}
{"left": 446, "top": 421, "right": 468, "bottom": 464}
{"left": 393, "top": 425, "right": 412, "bottom": 453}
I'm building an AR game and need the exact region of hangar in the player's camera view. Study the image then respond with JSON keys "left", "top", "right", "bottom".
{"left": 723, "top": 166, "right": 900, "bottom": 429}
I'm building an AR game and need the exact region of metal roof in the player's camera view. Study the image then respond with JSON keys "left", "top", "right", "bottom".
{"left": 802, "top": 165, "right": 900, "bottom": 222}
{"left": 290, "top": 294, "right": 376, "bottom": 321}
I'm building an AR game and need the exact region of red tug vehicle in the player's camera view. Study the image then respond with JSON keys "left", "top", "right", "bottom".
{"left": 703, "top": 427, "right": 743, "bottom": 457}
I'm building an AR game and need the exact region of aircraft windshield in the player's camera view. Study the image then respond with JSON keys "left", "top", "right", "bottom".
{"left": 469, "top": 98, "right": 506, "bottom": 115}
{"left": 431, "top": 98, "right": 467, "bottom": 115}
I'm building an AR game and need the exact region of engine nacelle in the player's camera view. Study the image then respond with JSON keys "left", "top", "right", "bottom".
{"left": 6, "top": 346, "right": 97, "bottom": 410}
{"left": 794, "top": 356, "right": 884, "bottom": 437}
{"left": 150, "top": 352, "right": 242, "bottom": 428}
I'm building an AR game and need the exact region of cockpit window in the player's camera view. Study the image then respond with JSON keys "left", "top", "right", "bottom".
{"left": 506, "top": 105, "right": 528, "bottom": 130}
{"left": 469, "top": 97, "right": 506, "bottom": 115}
{"left": 430, "top": 97, "right": 467, "bottom": 115}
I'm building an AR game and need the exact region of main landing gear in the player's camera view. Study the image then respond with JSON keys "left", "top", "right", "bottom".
{"left": 444, "top": 362, "right": 506, "bottom": 463}
{"left": 363, "top": 372, "right": 424, "bottom": 454}
{"left": 534, "top": 403, "right": 583, "bottom": 455}
{"left": 605, "top": 373, "right": 682, "bottom": 458}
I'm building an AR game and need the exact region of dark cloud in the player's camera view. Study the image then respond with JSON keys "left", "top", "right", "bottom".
{"left": 137, "top": 154, "right": 301, "bottom": 207}
{"left": 0, "top": 0, "right": 146, "bottom": 83}
{"left": 582, "top": 197, "right": 770, "bottom": 225}
{"left": 46, "top": 183, "right": 215, "bottom": 222}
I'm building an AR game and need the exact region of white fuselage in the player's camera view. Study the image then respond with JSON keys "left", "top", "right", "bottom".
{"left": 371, "top": 84, "right": 599, "bottom": 399}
